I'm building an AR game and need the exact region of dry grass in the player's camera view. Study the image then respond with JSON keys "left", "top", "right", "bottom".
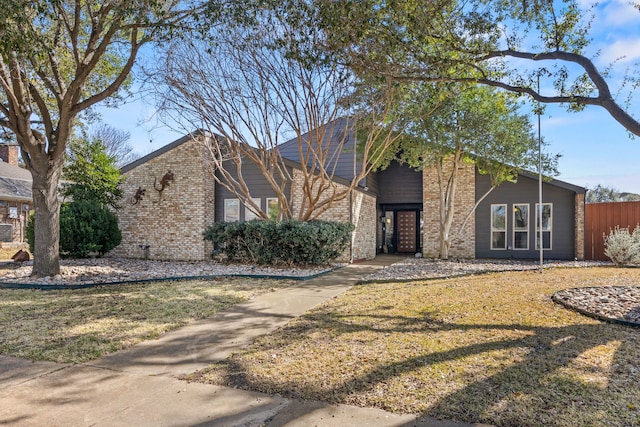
{"left": 194, "top": 267, "right": 640, "bottom": 427}
{"left": 0, "top": 245, "right": 29, "bottom": 261}
{"left": 0, "top": 277, "right": 291, "bottom": 363}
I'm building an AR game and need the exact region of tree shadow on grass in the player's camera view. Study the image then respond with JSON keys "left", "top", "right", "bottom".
{"left": 211, "top": 312, "right": 640, "bottom": 427}
{"left": 0, "top": 283, "right": 252, "bottom": 363}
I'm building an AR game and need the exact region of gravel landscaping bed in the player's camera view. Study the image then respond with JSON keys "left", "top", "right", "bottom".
{"left": 553, "top": 286, "right": 640, "bottom": 326}
{"left": 362, "top": 257, "right": 611, "bottom": 282}
{"left": 0, "top": 257, "right": 339, "bottom": 286}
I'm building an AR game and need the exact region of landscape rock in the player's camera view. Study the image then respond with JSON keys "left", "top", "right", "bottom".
{"left": 0, "top": 257, "right": 340, "bottom": 285}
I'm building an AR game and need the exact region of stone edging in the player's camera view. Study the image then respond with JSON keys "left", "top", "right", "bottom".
{"left": 0, "top": 267, "right": 344, "bottom": 291}
{"left": 552, "top": 287, "right": 640, "bottom": 328}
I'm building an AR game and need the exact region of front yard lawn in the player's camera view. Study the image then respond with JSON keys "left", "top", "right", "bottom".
{"left": 0, "top": 277, "right": 290, "bottom": 363}
{"left": 192, "top": 267, "right": 640, "bottom": 427}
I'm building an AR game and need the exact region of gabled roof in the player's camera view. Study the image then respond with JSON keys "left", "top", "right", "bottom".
{"left": 0, "top": 177, "right": 32, "bottom": 202}
{"left": 121, "top": 123, "right": 586, "bottom": 197}
{"left": 0, "top": 161, "right": 32, "bottom": 202}
{"left": 0, "top": 161, "right": 31, "bottom": 181}
{"left": 120, "top": 130, "right": 206, "bottom": 173}
{"left": 121, "top": 123, "right": 367, "bottom": 186}
{"left": 518, "top": 170, "right": 586, "bottom": 194}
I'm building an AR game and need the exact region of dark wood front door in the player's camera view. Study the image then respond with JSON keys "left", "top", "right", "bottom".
{"left": 396, "top": 211, "right": 417, "bottom": 253}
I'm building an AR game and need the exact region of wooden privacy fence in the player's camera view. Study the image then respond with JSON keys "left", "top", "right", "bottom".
{"left": 585, "top": 201, "right": 640, "bottom": 261}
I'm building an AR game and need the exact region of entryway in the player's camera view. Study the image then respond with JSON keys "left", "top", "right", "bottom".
{"left": 380, "top": 205, "right": 422, "bottom": 254}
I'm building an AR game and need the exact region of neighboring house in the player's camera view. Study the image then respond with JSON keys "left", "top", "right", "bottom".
{"left": 113, "top": 121, "right": 585, "bottom": 261}
{"left": 0, "top": 145, "right": 33, "bottom": 243}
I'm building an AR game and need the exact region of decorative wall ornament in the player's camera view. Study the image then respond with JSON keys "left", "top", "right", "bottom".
{"left": 154, "top": 170, "right": 175, "bottom": 193}
{"left": 131, "top": 187, "right": 146, "bottom": 205}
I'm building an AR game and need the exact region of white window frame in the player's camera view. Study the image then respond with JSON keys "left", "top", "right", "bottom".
{"left": 490, "top": 204, "right": 507, "bottom": 250}
{"left": 244, "top": 198, "right": 261, "bottom": 221}
{"left": 224, "top": 198, "right": 240, "bottom": 222}
{"left": 513, "top": 203, "right": 529, "bottom": 250}
{"left": 535, "top": 203, "right": 553, "bottom": 250}
{"left": 266, "top": 197, "right": 279, "bottom": 220}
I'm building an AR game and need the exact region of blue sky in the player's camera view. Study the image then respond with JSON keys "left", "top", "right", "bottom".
{"left": 96, "top": 0, "right": 640, "bottom": 194}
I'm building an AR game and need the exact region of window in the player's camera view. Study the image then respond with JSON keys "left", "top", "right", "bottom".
{"left": 513, "top": 204, "right": 529, "bottom": 250}
{"left": 224, "top": 199, "right": 239, "bottom": 222}
{"left": 535, "top": 203, "right": 552, "bottom": 250}
{"left": 266, "top": 198, "right": 279, "bottom": 220}
{"left": 491, "top": 204, "right": 507, "bottom": 250}
{"left": 384, "top": 211, "right": 394, "bottom": 249}
{"left": 244, "top": 198, "right": 261, "bottom": 221}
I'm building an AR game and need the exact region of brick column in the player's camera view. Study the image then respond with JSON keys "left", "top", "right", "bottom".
{"left": 422, "top": 157, "right": 476, "bottom": 258}
{"left": 0, "top": 145, "right": 19, "bottom": 165}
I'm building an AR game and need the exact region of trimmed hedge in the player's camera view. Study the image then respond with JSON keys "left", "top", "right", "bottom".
{"left": 203, "top": 219, "right": 354, "bottom": 265}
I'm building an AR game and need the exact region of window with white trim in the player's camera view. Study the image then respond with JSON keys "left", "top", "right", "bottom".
{"left": 266, "top": 198, "right": 279, "bottom": 220}
{"left": 224, "top": 199, "right": 239, "bottom": 222}
{"left": 513, "top": 204, "right": 529, "bottom": 250}
{"left": 535, "top": 203, "right": 552, "bottom": 250}
{"left": 244, "top": 198, "right": 261, "bottom": 221}
{"left": 491, "top": 204, "right": 507, "bottom": 250}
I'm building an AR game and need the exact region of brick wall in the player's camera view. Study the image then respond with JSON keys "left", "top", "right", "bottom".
{"left": 574, "top": 193, "right": 585, "bottom": 260}
{"left": 350, "top": 190, "right": 377, "bottom": 260}
{"left": 422, "top": 157, "right": 476, "bottom": 258}
{"left": 114, "top": 141, "right": 377, "bottom": 262}
{"left": 111, "top": 138, "right": 214, "bottom": 260}
{"left": 290, "top": 169, "right": 377, "bottom": 261}
{"left": 0, "top": 200, "right": 30, "bottom": 242}
{"left": 289, "top": 169, "right": 352, "bottom": 222}
{"left": 0, "top": 145, "right": 19, "bottom": 166}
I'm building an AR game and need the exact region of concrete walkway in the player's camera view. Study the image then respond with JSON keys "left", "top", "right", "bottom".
{"left": 0, "top": 257, "right": 490, "bottom": 427}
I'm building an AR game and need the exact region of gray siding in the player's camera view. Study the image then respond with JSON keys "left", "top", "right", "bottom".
{"left": 475, "top": 171, "right": 577, "bottom": 260}
{"left": 364, "top": 171, "right": 380, "bottom": 195}
{"left": 377, "top": 161, "right": 423, "bottom": 205}
{"left": 277, "top": 118, "right": 363, "bottom": 181}
{"left": 215, "top": 160, "right": 291, "bottom": 222}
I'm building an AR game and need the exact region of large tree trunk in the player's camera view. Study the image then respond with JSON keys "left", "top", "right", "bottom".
{"left": 29, "top": 157, "right": 63, "bottom": 278}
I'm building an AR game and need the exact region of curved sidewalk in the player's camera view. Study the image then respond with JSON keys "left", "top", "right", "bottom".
{"left": 0, "top": 256, "right": 490, "bottom": 427}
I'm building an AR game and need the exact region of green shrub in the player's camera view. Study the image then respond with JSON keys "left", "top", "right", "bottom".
{"left": 25, "top": 211, "right": 35, "bottom": 254}
{"left": 204, "top": 219, "right": 354, "bottom": 266}
{"left": 603, "top": 225, "right": 640, "bottom": 266}
{"left": 26, "top": 201, "right": 122, "bottom": 259}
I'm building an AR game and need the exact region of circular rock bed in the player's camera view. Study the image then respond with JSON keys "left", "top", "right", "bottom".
{"left": 553, "top": 286, "right": 640, "bottom": 327}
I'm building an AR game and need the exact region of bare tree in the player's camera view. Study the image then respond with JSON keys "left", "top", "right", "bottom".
{"left": 89, "top": 124, "right": 140, "bottom": 167}
{"left": 153, "top": 21, "right": 403, "bottom": 221}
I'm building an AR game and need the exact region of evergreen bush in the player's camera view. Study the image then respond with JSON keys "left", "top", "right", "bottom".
{"left": 27, "top": 200, "right": 122, "bottom": 258}
{"left": 603, "top": 225, "right": 640, "bottom": 266}
{"left": 203, "top": 219, "right": 354, "bottom": 265}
